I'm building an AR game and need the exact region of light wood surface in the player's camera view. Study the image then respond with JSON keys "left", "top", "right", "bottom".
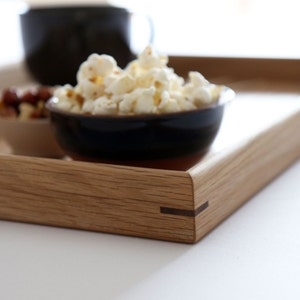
{"left": 2, "top": 56, "right": 300, "bottom": 90}
{"left": 1, "top": 62, "right": 300, "bottom": 243}
{"left": 0, "top": 62, "right": 33, "bottom": 89}
{"left": 191, "top": 96, "right": 300, "bottom": 241}
{"left": 1, "top": 83, "right": 300, "bottom": 243}
{"left": 169, "top": 56, "right": 300, "bottom": 82}
{"left": 0, "top": 154, "right": 195, "bottom": 242}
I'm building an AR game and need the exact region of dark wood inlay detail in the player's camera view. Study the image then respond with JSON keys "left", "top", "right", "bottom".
{"left": 160, "top": 201, "right": 209, "bottom": 217}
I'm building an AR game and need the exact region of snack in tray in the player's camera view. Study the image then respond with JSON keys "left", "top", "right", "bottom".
{"left": 0, "top": 86, "right": 53, "bottom": 120}
{"left": 53, "top": 45, "right": 224, "bottom": 115}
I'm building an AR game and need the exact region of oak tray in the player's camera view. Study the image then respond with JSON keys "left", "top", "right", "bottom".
{"left": 1, "top": 91, "right": 300, "bottom": 243}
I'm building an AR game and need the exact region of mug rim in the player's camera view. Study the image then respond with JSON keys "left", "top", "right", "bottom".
{"left": 20, "top": 5, "right": 129, "bottom": 15}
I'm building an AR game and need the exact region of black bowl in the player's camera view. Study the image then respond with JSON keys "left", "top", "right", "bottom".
{"left": 46, "top": 87, "right": 234, "bottom": 162}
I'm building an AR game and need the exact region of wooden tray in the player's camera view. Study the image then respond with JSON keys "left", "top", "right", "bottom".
{"left": 1, "top": 90, "right": 300, "bottom": 243}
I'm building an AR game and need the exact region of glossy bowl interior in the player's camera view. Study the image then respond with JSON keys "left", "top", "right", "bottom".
{"left": 0, "top": 118, "right": 64, "bottom": 157}
{"left": 46, "top": 87, "right": 234, "bottom": 163}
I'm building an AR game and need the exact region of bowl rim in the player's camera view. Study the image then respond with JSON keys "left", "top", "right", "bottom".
{"left": 46, "top": 86, "right": 235, "bottom": 121}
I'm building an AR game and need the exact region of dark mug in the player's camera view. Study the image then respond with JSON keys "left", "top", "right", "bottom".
{"left": 19, "top": 5, "right": 153, "bottom": 85}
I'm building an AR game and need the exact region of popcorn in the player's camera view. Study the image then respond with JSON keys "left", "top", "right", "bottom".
{"left": 137, "top": 45, "right": 168, "bottom": 69}
{"left": 93, "top": 96, "right": 118, "bottom": 115}
{"left": 159, "top": 93, "right": 181, "bottom": 113}
{"left": 54, "top": 84, "right": 82, "bottom": 113}
{"left": 104, "top": 74, "right": 135, "bottom": 95}
{"left": 53, "top": 45, "right": 223, "bottom": 115}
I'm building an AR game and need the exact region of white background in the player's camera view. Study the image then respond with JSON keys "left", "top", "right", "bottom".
{"left": 1, "top": 0, "right": 300, "bottom": 67}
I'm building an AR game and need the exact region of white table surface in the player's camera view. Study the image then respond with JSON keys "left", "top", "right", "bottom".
{"left": 1, "top": 4, "right": 300, "bottom": 300}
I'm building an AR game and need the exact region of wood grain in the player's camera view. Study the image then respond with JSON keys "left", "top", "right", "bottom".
{"left": 0, "top": 155, "right": 196, "bottom": 242}
{"left": 191, "top": 109, "right": 300, "bottom": 241}
{"left": 2, "top": 56, "right": 300, "bottom": 90}
{"left": 169, "top": 56, "right": 300, "bottom": 82}
{"left": 1, "top": 90, "right": 300, "bottom": 243}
